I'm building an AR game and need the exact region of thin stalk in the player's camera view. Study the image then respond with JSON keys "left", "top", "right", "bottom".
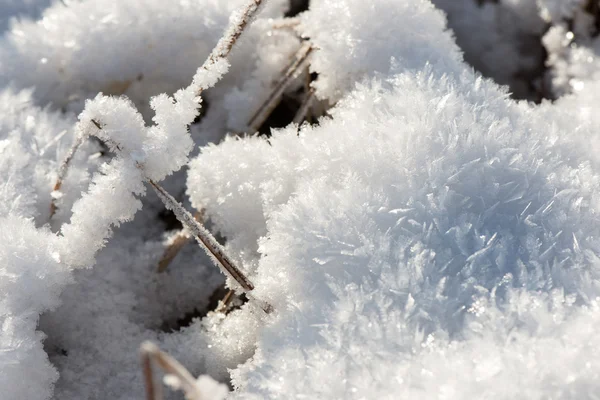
{"left": 216, "top": 289, "right": 235, "bottom": 313}
{"left": 247, "top": 41, "right": 313, "bottom": 132}
{"left": 149, "top": 180, "right": 255, "bottom": 292}
{"left": 50, "top": 0, "right": 265, "bottom": 219}
{"left": 198, "top": 0, "right": 265, "bottom": 96}
{"left": 157, "top": 211, "right": 204, "bottom": 273}
{"left": 140, "top": 342, "right": 200, "bottom": 400}
{"left": 293, "top": 86, "right": 315, "bottom": 126}
{"left": 49, "top": 134, "right": 85, "bottom": 218}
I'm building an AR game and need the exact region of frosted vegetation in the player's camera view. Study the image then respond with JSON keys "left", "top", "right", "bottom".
{"left": 2, "top": 0, "right": 600, "bottom": 399}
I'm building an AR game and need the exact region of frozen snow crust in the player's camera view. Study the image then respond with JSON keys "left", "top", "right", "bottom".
{"left": 3, "top": 0, "right": 600, "bottom": 399}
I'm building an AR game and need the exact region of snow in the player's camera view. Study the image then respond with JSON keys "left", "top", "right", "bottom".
{"left": 3, "top": 0, "right": 600, "bottom": 399}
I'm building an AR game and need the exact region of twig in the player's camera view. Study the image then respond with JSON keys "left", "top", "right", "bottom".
{"left": 215, "top": 289, "right": 236, "bottom": 313}
{"left": 141, "top": 343, "right": 162, "bottom": 400}
{"left": 58, "top": 0, "right": 273, "bottom": 312}
{"left": 198, "top": 0, "right": 265, "bottom": 97}
{"left": 140, "top": 342, "right": 201, "bottom": 400}
{"left": 247, "top": 41, "right": 313, "bottom": 132}
{"left": 49, "top": 133, "right": 86, "bottom": 218}
{"left": 293, "top": 86, "right": 315, "bottom": 126}
{"left": 157, "top": 211, "right": 204, "bottom": 273}
{"left": 49, "top": 0, "right": 266, "bottom": 220}
{"left": 149, "top": 180, "right": 256, "bottom": 292}
{"left": 271, "top": 16, "right": 301, "bottom": 29}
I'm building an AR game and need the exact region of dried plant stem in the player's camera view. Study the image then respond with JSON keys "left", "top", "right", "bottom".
{"left": 216, "top": 289, "right": 235, "bottom": 313}
{"left": 293, "top": 86, "right": 315, "bottom": 126}
{"left": 50, "top": 0, "right": 264, "bottom": 219}
{"left": 157, "top": 211, "right": 204, "bottom": 273}
{"left": 247, "top": 41, "right": 314, "bottom": 132}
{"left": 49, "top": 134, "right": 85, "bottom": 218}
{"left": 149, "top": 180, "right": 256, "bottom": 292}
{"left": 59, "top": 0, "right": 272, "bottom": 311}
{"left": 140, "top": 342, "right": 201, "bottom": 400}
{"left": 197, "top": 0, "right": 265, "bottom": 97}
{"left": 158, "top": 233, "right": 192, "bottom": 273}
{"left": 272, "top": 16, "right": 301, "bottom": 29}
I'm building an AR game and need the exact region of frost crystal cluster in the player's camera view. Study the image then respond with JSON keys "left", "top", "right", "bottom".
{"left": 2, "top": 0, "right": 600, "bottom": 399}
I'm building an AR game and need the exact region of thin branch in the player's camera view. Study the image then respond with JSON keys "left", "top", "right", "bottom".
{"left": 215, "top": 289, "right": 236, "bottom": 313}
{"left": 149, "top": 180, "right": 255, "bottom": 292}
{"left": 293, "top": 86, "right": 315, "bottom": 126}
{"left": 140, "top": 342, "right": 200, "bottom": 400}
{"left": 247, "top": 41, "right": 314, "bottom": 132}
{"left": 157, "top": 211, "right": 204, "bottom": 273}
{"left": 198, "top": 0, "right": 265, "bottom": 96}
{"left": 49, "top": 133, "right": 86, "bottom": 218}
{"left": 141, "top": 343, "right": 162, "bottom": 400}
{"left": 50, "top": 0, "right": 265, "bottom": 220}
{"left": 271, "top": 16, "right": 301, "bottom": 30}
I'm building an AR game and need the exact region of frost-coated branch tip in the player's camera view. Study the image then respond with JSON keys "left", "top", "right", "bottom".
{"left": 207, "top": 0, "right": 265, "bottom": 64}
{"left": 148, "top": 180, "right": 256, "bottom": 292}
{"left": 49, "top": 133, "right": 86, "bottom": 219}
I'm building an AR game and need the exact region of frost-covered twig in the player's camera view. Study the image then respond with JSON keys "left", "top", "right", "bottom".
{"left": 205, "top": 0, "right": 265, "bottom": 69}
{"left": 140, "top": 342, "right": 228, "bottom": 400}
{"left": 157, "top": 211, "right": 203, "bottom": 273}
{"left": 149, "top": 180, "right": 256, "bottom": 292}
{"left": 49, "top": 133, "right": 85, "bottom": 218}
{"left": 50, "top": 0, "right": 266, "bottom": 219}
{"left": 247, "top": 41, "right": 313, "bottom": 132}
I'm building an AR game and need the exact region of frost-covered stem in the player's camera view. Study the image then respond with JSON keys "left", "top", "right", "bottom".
{"left": 197, "top": 0, "right": 265, "bottom": 96}
{"left": 51, "top": 0, "right": 263, "bottom": 220}
{"left": 49, "top": 133, "right": 86, "bottom": 218}
{"left": 149, "top": 180, "right": 256, "bottom": 292}
{"left": 207, "top": 0, "right": 264, "bottom": 61}
{"left": 272, "top": 16, "right": 301, "bottom": 30}
{"left": 140, "top": 342, "right": 200, "bottom": 400}
{"left": 157, "top": 211, "right": 203, "bottom": 273}
{"left": 293, "top": 86, "right": 315, "bottom": 126}
{"left": 248, "top": 41, "right": 313, "bottom": 132}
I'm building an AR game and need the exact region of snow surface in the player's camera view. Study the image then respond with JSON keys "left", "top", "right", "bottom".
{"left": 3, "top": 0, "right": 600, "bottom": 399}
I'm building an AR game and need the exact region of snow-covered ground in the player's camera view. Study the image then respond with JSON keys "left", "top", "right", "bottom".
{"left": 3, "top": 0, "right": 600, "bottom": 399}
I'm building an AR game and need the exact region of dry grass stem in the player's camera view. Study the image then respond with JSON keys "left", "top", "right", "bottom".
{"left": 140, "top": 341, "right": 201, "bottom": 400}
{"left": 272, "top": 16, "right": 301, "bottom": 30}
{"left": 293, "top": 86, "right": 315, "bottom": 126}
{"left": 149, "top": 180, "right": 256, "bottom": 293}
{"left": 51, "top": 0, "right": 263, "bottom": 219}
{"left": 198, "top": 0, "right": 265, "bottom": 97}
{"left": 157, "top": 211, "right": 204, "bottom": 273}
{"left": 247, "top": 41, "right": 313, "bottom": 132}
{"left": 49, "top": 133, "right": 85, "bottom": 219}
{"left": 215, "top": 289, "right": 235, "bottom": 313}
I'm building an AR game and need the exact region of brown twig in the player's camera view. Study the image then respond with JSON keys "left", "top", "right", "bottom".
{"left": 140, "top": 342, "right": 202, "bottom": 400}
{"left": 157, "top": 211, "right": 204, "bottom": 273}
{"left": 149, "top": 180, "right": 256, "bottom": 292}
{"left": 215, "top": 289, "right": 236, "bottom": 313}
{"left": 150, "top": 181, "right": 273, "bottom": 314}
{"left": 59, "top": 0, "right": 273, "bottom": 313}
{"left": 272, "top": 16, "right": 301, "bottom": 30}
{"left": 247, "top": 41, "right": 314, "bottom": 132}
{"left": 293, "top": 86, "right": 315, "bottom": 127}
{"left": 49, "top": 134, "right": 85, "bottom": 219}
